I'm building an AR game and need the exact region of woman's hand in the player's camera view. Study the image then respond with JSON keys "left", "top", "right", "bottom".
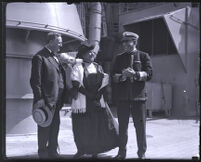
{"left": 59, "top": 53, "right": 83, "bottom": 65}
{"left": 71, "top": 81, "right": 80, "bottom": 99}
{"left": 70, "top": 87, "right": 78, "bottom": 100}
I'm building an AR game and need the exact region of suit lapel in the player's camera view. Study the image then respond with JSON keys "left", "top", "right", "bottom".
{"left": 48, "top": 56, "right": 60, "bottom": 72}
{"left": 44, "top": 48, "right": 60, "bottom": 72}
{"left": 57, "top": 57, "right": 65, "bottom": 71}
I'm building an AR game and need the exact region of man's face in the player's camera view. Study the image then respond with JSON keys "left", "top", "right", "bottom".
{"left": 51, "top": 36, "right": 63, "bottom": 53}
{"left": 122, "top": 40, "right": 136, "bottom": 53}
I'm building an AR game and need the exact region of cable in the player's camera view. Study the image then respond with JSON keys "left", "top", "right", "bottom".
{"left": 169, "top": 15, "right": 199, "bottom": 31}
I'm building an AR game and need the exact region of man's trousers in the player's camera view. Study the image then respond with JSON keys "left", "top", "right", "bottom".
{"left": 116, "top": 100, "right": 147, "bottom": 157}
{"left": 37, "top": 107, "right": 60, "bottom": 158}
{"left": 37, "top": 88, "right": 64, "bottom": 158}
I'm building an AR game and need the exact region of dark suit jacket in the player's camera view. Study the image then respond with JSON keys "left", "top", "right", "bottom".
{"left": 30, "top": 47, "right": 67, "bottom": 109}
{"left": 111, "top": 50, "right": 152, "bottom": 101}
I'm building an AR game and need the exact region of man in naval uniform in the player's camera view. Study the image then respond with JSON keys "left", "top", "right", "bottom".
{"left": 112, "top": 31, "right": 153, "bottom": 159}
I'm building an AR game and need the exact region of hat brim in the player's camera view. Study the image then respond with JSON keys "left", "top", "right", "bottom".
{"left": 121, "top": 37, "right": 137, "bottom": 42}
{"left": 32, "top": 100, "right": 54, "bottom": 127}
{"left": 32, "top": 108, "right": 46, "bottom": 124}
{"left": 76, "top": 42, "right": 95, "bottom": 58}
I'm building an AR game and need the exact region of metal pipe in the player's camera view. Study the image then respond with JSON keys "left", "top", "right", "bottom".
{"left": 88, "top": 2, "right": 102, "bottom": 54}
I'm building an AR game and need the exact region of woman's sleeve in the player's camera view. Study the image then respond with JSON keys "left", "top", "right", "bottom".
{"left": 79, "top": 86, "right": 87, "bottom": 95}
{"left": 96, "top": 86, "right": 109, "bottom": 102}
{"left": 71, "top": 64, "right": 80, "bottom": 82}
{"left": 70, "top": 81, "right": 80, "bottom": 99}
{"left": 98, "top": 64, "right": 104, "bottom": 73}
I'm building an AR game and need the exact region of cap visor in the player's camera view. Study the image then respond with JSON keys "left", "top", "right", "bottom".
{"left": 121, "top": 37, "right": 136, "bottom": 42}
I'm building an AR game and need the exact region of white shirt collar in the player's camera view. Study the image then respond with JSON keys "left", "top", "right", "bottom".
{"left": 84, "top": 63, "right": 97, "bottom": 74}
{"left": 132, "top": 47, "right": 137, "bottom": 52}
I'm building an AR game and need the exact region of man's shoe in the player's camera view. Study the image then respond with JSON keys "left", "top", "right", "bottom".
{"left": 114, "top": 154, "right": 126, "bottom": 160}
{"left": 48, "top": 152, "right": 61, "bottom": 159}
{"left": 73, "top": 152, "right": 85, "bottom": 159}
{"left": 38, "top": 154, "right": 48, "bottom": 159}
{"left": 38, "top": 149, "right": 49, "bottom": 159}
{"left": 92, "top": 154, "right": 98, "bottom": 159}
{"left": 138, "top": 154, "right": 146, "bottom": 159}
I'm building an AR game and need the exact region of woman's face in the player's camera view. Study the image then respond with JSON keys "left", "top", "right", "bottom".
{"left": 82, "top": 50, "right": 96, "bottom": 63}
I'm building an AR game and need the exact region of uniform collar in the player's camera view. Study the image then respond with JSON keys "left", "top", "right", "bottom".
{"left": 132, "top": 47, "right": 137, "bottom": 52}
{"left": 125, "top": 48, "right": 137, "bottom": 55}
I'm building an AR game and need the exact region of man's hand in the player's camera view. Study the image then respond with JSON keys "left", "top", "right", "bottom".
{"left": 37, "top": 99, "right": 45, "bottom": 108}
{"left": 122, "top": 67, "right": 136, "bottom": 78}
{"left": 33, "top": 99, "right": 45, "bottom": 111}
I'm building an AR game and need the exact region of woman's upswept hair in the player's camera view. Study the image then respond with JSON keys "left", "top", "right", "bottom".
{"left": 76, "top": 41, "right": 95, "bottom": 59}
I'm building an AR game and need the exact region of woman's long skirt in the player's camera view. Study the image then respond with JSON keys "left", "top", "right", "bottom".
{"left": 72, "top": 99, "right": 119, "bottom": 154}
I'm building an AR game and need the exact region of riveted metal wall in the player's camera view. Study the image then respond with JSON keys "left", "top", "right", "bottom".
{"left": 6, "top": 29, "right": 45, "bottom": 134}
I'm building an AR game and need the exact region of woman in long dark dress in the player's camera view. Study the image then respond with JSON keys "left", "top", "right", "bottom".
{"left": 70, "top": 42, "right": 119, "bottom": 159}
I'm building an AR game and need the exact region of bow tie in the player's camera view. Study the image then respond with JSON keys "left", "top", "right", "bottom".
{"left": 50, "top": 51, "right": 56, "bottom": 56}
{"left": 50, "top": 52, "right": 60, "bottom": 63}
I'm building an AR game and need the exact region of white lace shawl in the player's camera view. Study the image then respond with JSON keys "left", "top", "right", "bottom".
{"left": 70, "top": 63, "right": 108, "bottom": 113}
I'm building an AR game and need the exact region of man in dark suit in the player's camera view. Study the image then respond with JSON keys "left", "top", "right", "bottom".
{"left": 112, "top": 31, "right": 152, "bottom": 159}
{"left": 30, "top": 32, "right": 66, "bottom": 159}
